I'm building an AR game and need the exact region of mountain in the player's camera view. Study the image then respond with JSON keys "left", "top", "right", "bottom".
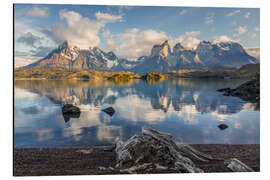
{"left": 195, "top": 41, "right": 257, "bottom": 67}
{"left": 21, "top": 40, "right": 258, "bottom": 74}
{"left": 131, "top": 40, "right": 258, "bottom": 74}
{"left": 22, "top": 41, "right": 119, "bottom": 71}
{"left": 131, "top": 41, "right": 172, "bottom": 74}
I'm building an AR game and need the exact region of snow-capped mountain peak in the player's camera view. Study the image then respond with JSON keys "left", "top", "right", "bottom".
{"left": 173, "top": 43, "right": 185, "bottom": 54}
{"left": 22, "top": 40, "right": 258, "bottom": 74}
{"left": 151, "top": 40, "right": 171, "bottom": 58}
{"left": 57, "top": 41, "right": 80, "bottom": 61}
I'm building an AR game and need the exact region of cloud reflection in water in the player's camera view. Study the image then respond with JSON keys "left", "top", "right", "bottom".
{"left": 14, "top": 79, "right": 259, "bottom": 147}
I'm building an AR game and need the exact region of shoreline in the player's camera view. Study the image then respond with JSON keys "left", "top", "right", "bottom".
{"left": 14, "top": 144, "right": 260, "bottom": 176}
{"left": 14, "top": 76, "right": 251, "bottom": 82}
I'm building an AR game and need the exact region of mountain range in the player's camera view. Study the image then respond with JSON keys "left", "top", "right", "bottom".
{"left": 21, "top": 40, "right": 258, "bottom": 74}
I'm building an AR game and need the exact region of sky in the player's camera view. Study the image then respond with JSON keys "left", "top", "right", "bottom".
{"left": 14, "top": 4, "right": 260, "bottom": 63}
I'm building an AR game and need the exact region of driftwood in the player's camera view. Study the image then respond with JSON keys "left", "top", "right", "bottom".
{"left": 224, "top": 158, "right": 254, "bottom": 172}
{"left": 115, "top": 127, "right": 213, "bottom": 173}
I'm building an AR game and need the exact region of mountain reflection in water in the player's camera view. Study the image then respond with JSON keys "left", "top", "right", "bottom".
{"left": 14, "top": 79, "right": 260, "bottom": 147}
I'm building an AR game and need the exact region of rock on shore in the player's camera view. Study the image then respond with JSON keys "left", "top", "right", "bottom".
{"left": 217, "top": 75, "right": 259, "bottom": 103}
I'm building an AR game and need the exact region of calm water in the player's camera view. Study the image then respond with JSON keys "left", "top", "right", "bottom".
{"left": 14, "top": 79, "right": 260, "bottom": 148}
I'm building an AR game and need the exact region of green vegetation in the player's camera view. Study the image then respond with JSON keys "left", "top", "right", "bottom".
{"left": 14, "top": 64, "right": 259, "bottom": 83}
{"left": 107, "top": 72, "right": 140, "bottom": 83}
{"left": 167, "top": 68, "right": 232, "bottom": 78}
{"left": 15, "top": 68, "right": 77, "bottom": 80}
{"left": 142, "top": 72, "right": 168, "bottom": 83}
{"left": 14, "top": 68, "right": 142, "bottom": 83}
{"left": 14, "top": 69, "right": 172, "bottom": 85}
{"left": 252, "top": 72, "right": 260, "bottom": 83}
{"left": 167, "top": 64, "right": 260, "bottom": 79}
{"left": 242, "top": 87, "right": 256, "bottom": 94}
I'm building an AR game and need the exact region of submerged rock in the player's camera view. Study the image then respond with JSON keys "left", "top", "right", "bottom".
{"left": 218, "top": 124, "right": 228, "bottom": 130}
{"left": 102, "top": 107, "right": 115, "bottom": 116}
{"left": 62, "top": 104, "right": 81, "bottom": 114}
{"left": 217, "top": 88, "right": 230, "bottom": 92}
{"left": 63, "top": 113, "right": 80, "bottom": 123}
{"left": 114, "top": 127, "right": 213, "bottom": 173}
{"left": 62, "top": 104, "right": 81, "bottom": 122}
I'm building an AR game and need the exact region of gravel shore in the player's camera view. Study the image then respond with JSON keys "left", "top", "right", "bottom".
{"left": 14, "top": 144, "right": 260, "bottom": 176}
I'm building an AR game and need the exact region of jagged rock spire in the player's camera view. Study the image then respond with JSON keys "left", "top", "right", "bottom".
{"left": 151, "top": 40, "right": 171, "bottom": 58}
{"left": 173, "top": 43, "right": 185, "bottom": 54}
{"left": 58, "top": 40, "right": 70, "bottom": 50}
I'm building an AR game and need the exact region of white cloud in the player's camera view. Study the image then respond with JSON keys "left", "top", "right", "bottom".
{"left": 40, "top": 10, "right": 124, "bottom": 49}
{"left": 233, "top": 26, "right": 248, "bottom": 37}
{"left": 14, "top": 55, "right": 41, "bottom": 68}
{"left": 95, "top": 12, "right": 123, "bottom": 22}
{"left": 107, "top": 28, "right": 171, "bottom": 59}
{"left": 47, "top": 10, "right": 107, "bottom": 49}
{"left": 175, "top": 31, "right": 201, "bottom": 50}
{"left": 14, "top": 18, "right": 57, "bottom": 58}
{"left": 205, "top": 13, "right": 215, "bottom": 25}
{"left": 106, "top": 29, "right": 203, "bottom": 59}
{"left": 17, "top": 32, "right": 43, "bottom": 47}
{"left": 212, "top": 35, "right": 241, "bottom": 44}
{"left": 115, "top": 95, "right": 166, "bottom": 123}
{"left": 14, "top": 88, "right": 39, "bottom": 100}
{"left": 102, "top": 29, "right": 111, "bottom": 38}
{"left": 36, "top": 129, "right": 54, "bottom": 142}
{"left": 234, "top": 38, "right": 242, "bottom": 42}
{"left": 117, "top": 6, "right": 134, "bottom": 13}
{"left": 14, "top": 19, "right": 49, "bottom": 43}
{"left": 185, "top": 31, "right": 200, "bottom": 36}
{"left": 244, "top": 12, "right": 251, "bottom": 19}
{"left": 181, "top": 37, "right": 201, "bottom": 50}
{"left": 97, "top": 125, "right": 123, "bottom": 142}
{"left": 227, "top": 10, "right": 241, "bottom": 17}
{"left": 250, "top": 27, "right": 259, "bottom": 39}
{"left": 106, "top": 39, "right": 116, "bottom": 51}
{"left": 27, "top": 6, "right": 49, "bottom": 18}
{"left": 212, "top": 35, "right": 239, "bottom": 44}
{"left": 251, "top": 33, "right": 257, "bottom": 38}
{"left": 245, "top": 48, "right": 260, "bottom": 60}
{"left": 255, "top": 27, "right": 260, "bottom": 32}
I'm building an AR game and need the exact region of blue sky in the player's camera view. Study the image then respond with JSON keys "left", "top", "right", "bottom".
{"left": 14, "top": 4, "right": 260, "bottom": 62}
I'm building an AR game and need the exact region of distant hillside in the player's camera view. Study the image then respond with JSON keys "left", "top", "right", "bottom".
{"left": 15, "top": 63, "right": 259, "bottom": 81}
{"left": 14, "top": 68, "right": 141, "bottom": 81}
{"left": 167, "top": 63, "right": 260, "bottom": 79}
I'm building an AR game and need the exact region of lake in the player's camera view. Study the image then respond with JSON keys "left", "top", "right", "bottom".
{"left": 14, "top": 78, "right": 260, "bottom": 148}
